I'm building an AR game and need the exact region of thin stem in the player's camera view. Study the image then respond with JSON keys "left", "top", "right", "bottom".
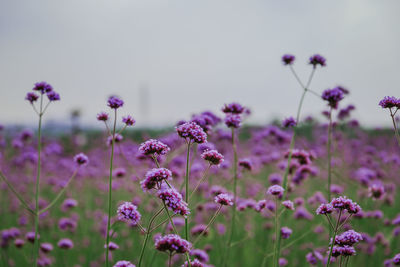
{"left": 305, "top": 67, "right": 316, "bottom": 89}
{"left": 326, "top": 210, "right": 343, "bottom": 267}
{"left": 138, "top": 207, "right": 164, "bottom": 267}
{"left": 327, "top": 107, "right": 333, "bottom": 203}
{"left": 105, "top": 109, "right": 117, "bottom": 267}
{"left": 0, "top": 171, "right": 35, "bottom": 215}
{"left": 389, "top": 109, "right": 400, "bottom": 147}
{"left": 39, "top": 169, "right": 79, "bottom": 214}
{"left": 193, "top": 205, "right": 222, "bottom": 246}
{"left": 32, "top": 93, "right": 43, "bottom": 266}
{"left": 273, "top": 197, "right": 279, "bottom": 267}
{"left": 338, "top": 214, "right": 353, "bottom": 230}
{"left": 224, "top": 127, "right": 238, "bottom": 267}
{"left": 344, "top": 256, "right": 350, "bottom": 267}
{"left": 189, "top": 165, "right": 211, "bottom": 202}
{"left": 289, "top": 65, "right": 305, "bottom": 89}
{"left": 325, "top": 215, "right": 335, "bottom": 231}
{"left": 184, "top": 141, "right": 191, "bottom": 241}
{"left": 168, "top": 253, "right": 172, "bottom": 267}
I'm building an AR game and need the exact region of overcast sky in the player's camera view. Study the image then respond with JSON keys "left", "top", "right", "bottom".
{"left": 1, "top": 0, "right": 399, "bottom": 128}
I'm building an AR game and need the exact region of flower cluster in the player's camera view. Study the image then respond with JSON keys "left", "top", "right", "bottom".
{"left": 309, "top": 54, "right": 326, "bottom": 67}
{"left": 282, "top": 117, "right": 297, "bottom": 128}
{"left": 117, "top": 202, "right": 141, "bottom": 225}
{"left": 157, "top": 187, "right": 190, "bottom": 217}
{"left": 330, "top": 196, "right": 362, "bottom": 214}
{"left": 107, "top": 96, "right": 124, "bottom": 109}
{"left": 73, "top": 153, "right": 89, "bottom": 166}
{"left": 140, "top": 168, "right": 172, "bottom": 191}
{"left": 139, "top": 139, "right": 170, "bottom": 156}
{"left": 282, "top": 54, "right": 295, "bottom": 65}
{"left": 113, "top": 261, "right": 136, "bottom": 267}
{"left": 122, "top": 115, "right": 135, "bottom": 126}
{"left": 335, "top": 230, "right": 363, "bottom": 246}
{"left": 201, "top": 149, "right": 224, "bottom": 165}
{"left": 322, "top": 87, "right": 345, "bottom": 109}
{"left": 154, "top": 234, "right": 191, "bottom": 254}
{"left": 176, "top": 122, "right": 207, "bottom": 144}
{"left": 379, "top": 96, "right": 400, "bottom": 109}
{"left": 26, "top": 81, "right": 60, "bottom": 105}
{"left": 267, "top": 185, "right": 284, "bottom": 197}
{"left": 214, "top": 193, "right": 234, "bottom": 206}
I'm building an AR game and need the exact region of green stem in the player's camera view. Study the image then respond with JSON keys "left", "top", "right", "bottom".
{"left": 39, "top": 169, "right": 79, "bottom": 215}
{"left": 189, "top": 165, "right": 211, "bottom": 202}
{"left": 327, "top": 107, "right": 333, "bottom": 203}
{"left": 184, "top": 141, "right": 191, "bottom": 241}
{"left": 224, "top": 128, "right": 238, "bottom": 267}
{"left": 32, "top": 94, "right": 43, "bottom": 266}
{"left": 105, "top": 109, "right": 117, "bottom": 267}
{"left": 138, "top": 207, "right": 164, "bottom": 267}
{"left": 193, "top": 205, "right": 222, "bottom": 245}
{"left": 0, "top": 171, "right": 35, "bottom": 215}
{"left": 390, "top": 109, "right": 400, "bottom": 147}
{"left": 326, "top": 210, "right": 342, "bottom": 267}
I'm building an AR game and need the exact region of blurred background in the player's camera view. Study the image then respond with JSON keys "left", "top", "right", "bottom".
{"left": 1, "top": 0, "right": 399, "bottom": 128}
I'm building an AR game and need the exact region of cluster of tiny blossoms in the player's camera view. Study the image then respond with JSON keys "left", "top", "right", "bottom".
{"left": 140, "top": 168, "right": 172, "bottom": 192}
{"left": 157, "top": 187, "right": 190, "bottom": 217}
{"left": 176, "top": 122, "right": 208, "bottom": 144}
{"left": 117, "top": 202, "right": 141, "bottom": 225}
{"left": 139, "top": 139, "right": 171, "bottom": 156}
{"left": 154, "top": 234, "right": 191, "bottom": 254}
{"left": 316, "top": 196, "right": 361, "bottom": 215}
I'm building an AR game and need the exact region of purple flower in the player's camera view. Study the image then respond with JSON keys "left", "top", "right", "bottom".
{"left": 322, "top": 87, "right": 344, "bottom": 109}
{"left": 190, "top": 249, "right": 209, "bottom": 263}
{"left": 40, "top": 243, "right": 53, "bottom": 253}
{"left": 117, "top": 202, "right": 141, "bottom": 225}
{"left": 113, "top": 261, "right": 136, "bottom": 267}
{"left": 267, "top": 185, "right": 284, "bottom": 197}
{"left": 25, "top": 232, "right": 39, "bottom": 243}
{"left": 214, "top": 193, "right": 234, "bottom": 206}
{"left": 282, "top": 117, "right": 297, "bottom": 128}
{"left": 46, "top": 91, "right": 60, "bottom": 101}
{"left": 201, "top": 149, "right": 224, "bottom": 165}
{"left": 279, "top": 258, "right": 288, "bottom": 266}
{"left": 33, "top": 81, "right": 53, "bottom": 94}
{"left": 73, "top": 153, "right": 89, "bottom": 166}
{"left": 176, "top": 122, "right": 207, "bottom": 144}
{"left": 379, "top": 96, "right": 400, "bottom": 109}
{"left": 368, "top": 184, "right": 385, "bottom": 199}
{"left": 157, "top": 187, "right": 190, "bottom": 217}
{"left": 107, "top": 96, "right": 124, "bottom": 109}
{"left": 330, "top": 196, "right": 361, "bottom": 214}
{"left": 107, "top": 134, "right": 123, "bottom": 146}
{"left": 154, "top": 234, "right": 191, "bottom": 254}
{"left": 122, "top": 115, "right": 136, "bottom": 126}
{"left": 282, "top": 200, "right": 294, "bottom": 210}
{"left": 139, "top": 139, "right": 170, "bottom": 156}
{"left": 393, "top": 253, "right": 400, "bottom": 265}
{"left": 335, "top": 230, "right": 363, "bottom": 246}
{"left": 316, "top": 203, "right": 333, "bottom": 215}
{"left": 238, "top": 158, "right": 252, "bottom": 171}
{"left": 104, "top": 241, "right": 119, "bottom": 251}
{"left": 281, "top": 227, "right": 292, "bottom": 239}
{"left": 222, "top": 102, "right": 244, "bottom": 114}
{"left": 25, "top": 92, "right": 39, "bottom": 103}
{"left": 57, "top": 238, "right": 73, "bottom": 249}
{"left": 97, "top": 112, "right": 109, "bottom": 121}
{"left": 282, "top": 54, "right": 295, "bottom": 65}
{"left": 224, "top": 114, "right": 242, "bottom": 128}
{"left": 140, "top": 168, "right": 172, "bottom": 191}
{"left": 309, "top": 54, "right": 326, "bottom": 67}
{"left": 182, "top": 259, "right": 205, "bottom": 267}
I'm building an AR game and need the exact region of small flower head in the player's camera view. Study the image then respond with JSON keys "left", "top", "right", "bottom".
{"left": 222, "top": 102, "right": 245, "bottom": 114}
{"left": 33, "top": 81, "right": 53, "bottom": 94}
{"left": 154, "top": 234, "right": 191, "bottom": 254}
{"left": 330, "top": 196, "right": 361, "bottom": 214}
{"left": 57, "top": 238, "right": 73, "bottom": 249}
{"left": 122, "top": 115, "right": 136, "bottom": 126}
{"left": 379, "top": 96, "right": 400, "bottom": 109}
{"left": 201, "top": 149, "right": 224, "bottom": 165}
{"left": 316, "top": 203, "right": 333, "bottom": 215}
{"left": 281, "top": 227, "right": 292, "bottom": 239}
{"left": 282, "top": 117, "right": 297, "bottom": 128}
{"left": 117, "top": 202, "right": 141, "bottom": 225}
{"left": 107, "top": 96, "right": 124, "bottom": 109}
{"left": 141, "top": 168, "right": 172, "bottom": 191}
{"left": 73, "top": 153, "right": 89, "bottom": 166}
{"left": 139, "top": 139, "right": 170, "bottom": 156}
{"left": 393, "top": 253, "right": 400, "bottom": 265}
{"left": 267, "top": 185, "right": 284, "bottom": 197}
{"left": 224, "top": 114, "right": 242, "bottom": 128}
{"left": 40, "top": 243, "right": 54, "bottom": 253}
{"left": 176, "top": 122, "right": 207, "bottom": 144}
{"left": 25, "top": 92, "right": 39, "bottom": 103}
{"left": 157, "top": 187, "right": 190, "bottom": 217}
{"left": 46, "top": 91, "right": 60, "bottom": 102}
{"left": 322, "top": 87, "right": 344, "bottom": 109}
{"left": 282, "top": 200, "right": 295, "bottom": 210}
{"left": 282, "top": 54, "right": 295, "bottom": 65}
{"left": 113, "top": 261, "right": 136, "bottom": 267}
{"left": 214, "top": 193, "right": 234, "bottom": 206}
{"left": 368, "top": 184, "right": 385, "bottom": 199}
{"left": 335, "top": 230, "right": 363, "bottom": 246}
{"left": 309, "top": 54, "right": 326, "bottom": 67}
{"left": 97, "top": 112, "right": 109, "bottom": 121}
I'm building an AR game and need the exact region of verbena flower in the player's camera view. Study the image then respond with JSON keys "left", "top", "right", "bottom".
{"left": 122, "top": 115, "right": 135, "bottom": 126}
{"left": 316, "top": 203, "right": 333, "bottom": 215}
{"left": 224, "top": 114, "right": 242, "bottom": 128}
{"left": 282, "top": 117, "right": 297, "bottom": 128}
{"left": 379, "top": 96, "right": 400, "bottom": 109}
{"left": 335, "top": 230, "right": 363, "bottom": 246}
{"left": 25, "top": 92, "right": 39, "bottom": 103}
{"left": 281, "top": 227, "right": 292, "bottom": 239}
{"left": 222, "top": 102, "right": 245, "bottom": 114}
{"left": 309, "top": 54, "right": 326, "bottom": 67}
{"left": 140, "top": 168, "right": 172, "bottom": 191}
{"left": 139, "top": 139, "right": 170, "bottom": 156}
{"left": 107, "top": 96, "right": 124, "bottom": 109}
{"left": 117, "top": 202, "right": 141, "bottom": 225}
{"left": 97, "top": 112, "right": 109, "bottom": 121}
{"left": 267, "top": 185, "right": 284, "bottom": 197}
{"left": 214, "top": 193, "right": 234, "bottom": 206}
{"left": 282, "top": 54, "right": 295, "bottom": 65}
{"left": 176, "top": 122, "right": 207, "bottom": 144}
{"left": 73, "top": 153, "right": 89, "bottom": 166}
{"left": 33, "top": 81, "right": 53, "bottom": 94}
{"left": 113, "top": 261, "right": 136, "bottom": 267}
{"left": 282, "top": 200, "right": 295, "bottom": 210}
{"left": 201, "top": 149, "right": 224, "bottom": 165}
{"left": 322, "top": 87, "right": 344, "bottom": 109}
{"left": 46, "top": 91, "right": 60, "bottom": 102}
{"left": 154, "top": 234, "right": 191, "bottom": 254}
{"left": 157, "top": 187, "right": 190, "bottom": 217}
{"left": 57, "top": 238, "right": 73, "bottom": 249}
